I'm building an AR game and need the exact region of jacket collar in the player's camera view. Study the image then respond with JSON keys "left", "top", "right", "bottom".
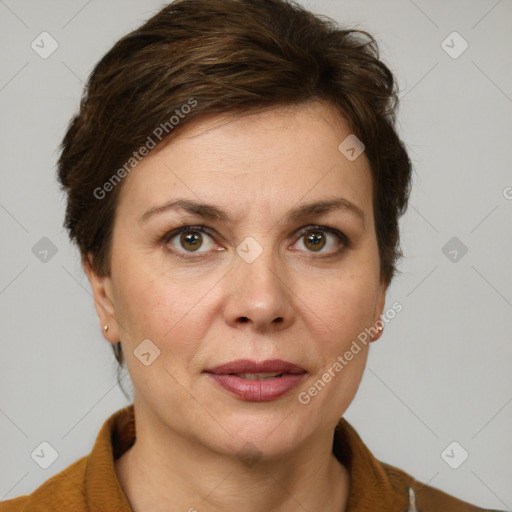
{"left": 333, "top": 417, "right": 412, "bottom": 511}
{"left": 84, "top": 404, "right": 134, "bottom": 511}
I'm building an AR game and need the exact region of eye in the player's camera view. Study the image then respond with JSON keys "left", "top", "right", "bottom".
{"left": 292, "top": 226, "right": 349, "bottom": 255}
{"left": 164, "top": 225, "right": 217, "bottom": 256}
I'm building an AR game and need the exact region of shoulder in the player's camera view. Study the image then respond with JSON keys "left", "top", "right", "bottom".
{"left": 0, "top": 457, "right": 88, "bottom": 512}
{"left": 0, "top": 405, "right": 134, "bottom": 512}
{"left": 334, "top": 417, "right": 504, "bottom": 512}
{"left": 382, "top": 461, "right": 505, "bottom": 512}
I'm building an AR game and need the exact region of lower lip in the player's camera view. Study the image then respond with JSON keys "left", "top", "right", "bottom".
{"left": 205, "top": 373, "right": 306, "bottom": 401}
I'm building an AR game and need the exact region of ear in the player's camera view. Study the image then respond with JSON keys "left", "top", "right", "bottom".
{"left": 371, "top": 279, "right": 388, "bottom": 342}
{"left": 83, "top": 253, "right": 120, "bottom": 344}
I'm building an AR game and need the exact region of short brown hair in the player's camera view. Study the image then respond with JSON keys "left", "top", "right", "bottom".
{"left": 57, "top": 0, "right": 412, "bottom": 369}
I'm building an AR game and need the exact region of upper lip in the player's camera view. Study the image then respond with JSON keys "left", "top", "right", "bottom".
{"left": 204, "top": 359, "right": 306, "bottom": 375}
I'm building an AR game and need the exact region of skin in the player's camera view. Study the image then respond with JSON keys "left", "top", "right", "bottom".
{"left": 85, "top": 101, "right": 386, "bottom": 512}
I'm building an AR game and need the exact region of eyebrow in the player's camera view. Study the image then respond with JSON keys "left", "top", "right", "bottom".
{"left": 138, "top": 197, "right": 365, "bottom": 226}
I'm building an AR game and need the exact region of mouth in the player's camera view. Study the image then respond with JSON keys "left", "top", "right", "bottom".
{"left": 203, "top": 359, "right": 307, "bottom": 401}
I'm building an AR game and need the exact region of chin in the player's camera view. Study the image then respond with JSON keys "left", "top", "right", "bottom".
{"left": 204, "top": 407, "right": 311, "bottom": 458}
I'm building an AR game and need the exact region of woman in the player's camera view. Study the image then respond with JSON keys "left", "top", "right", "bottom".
{"left": 0, "top": 0, "right": 504, "bottom": 511}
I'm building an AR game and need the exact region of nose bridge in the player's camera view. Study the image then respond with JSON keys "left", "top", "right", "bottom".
{"left": 235, "top": 234, "right": 283, "bottom": 296}
{"left": 226, "top": 234, "right": 293, "bottom": 329}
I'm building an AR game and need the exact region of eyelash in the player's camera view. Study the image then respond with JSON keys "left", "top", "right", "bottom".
{"left": 160, "top": 224, "right": 351, "bottom": 260}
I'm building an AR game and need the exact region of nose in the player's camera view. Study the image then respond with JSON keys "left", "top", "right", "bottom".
{"left": 223, "top": 243, "right": 295, "bottom": 333}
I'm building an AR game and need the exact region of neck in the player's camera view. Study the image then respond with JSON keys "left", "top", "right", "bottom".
{"left": 115, "top": 405, "right": 350, "bottom": 512}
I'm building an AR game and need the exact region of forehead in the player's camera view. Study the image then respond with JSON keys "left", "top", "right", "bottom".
{"left": 115, "top": 102, "right": 374, "bottom": 224}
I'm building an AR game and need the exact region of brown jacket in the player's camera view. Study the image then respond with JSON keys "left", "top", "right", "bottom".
{"left": 0, "top": 404, "right": 503, "bottom": 511}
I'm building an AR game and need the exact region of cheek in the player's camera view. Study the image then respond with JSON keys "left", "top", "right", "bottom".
{"left": 112, "top": 257, "right": 217, "bottom": 354}
{"left": 298, "top": 275, "right": 374, "bottom": 415}
{"left": 299, "top": 268, "right": 379, "bottom": 345}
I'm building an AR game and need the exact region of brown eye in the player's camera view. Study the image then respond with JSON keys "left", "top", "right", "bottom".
{"left": 180, "top": 230, "right": 203, "bottom": 251}
{"left": 303, "top": 231, "right": 326, "bottom": 252}
{"left": 293, "top": 226, "right": 349, "bottom": 255}
{"left": 164, "top": 226, "right": 216, "bottom": 255}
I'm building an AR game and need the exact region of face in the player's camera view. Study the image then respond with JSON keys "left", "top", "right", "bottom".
{"left": 86, "top": 101, "right": 386, "bottom": 459}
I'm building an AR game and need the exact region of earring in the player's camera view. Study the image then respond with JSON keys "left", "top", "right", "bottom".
{"left": 104, "top": 325, "right": 108, "bottom": 332}
{"left": 370, "top": 322, "right": 383, "bottom": 342}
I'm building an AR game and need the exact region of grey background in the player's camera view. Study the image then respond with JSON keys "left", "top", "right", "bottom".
{"left": 1, "top": 0, "right": 511, "bottom": 509}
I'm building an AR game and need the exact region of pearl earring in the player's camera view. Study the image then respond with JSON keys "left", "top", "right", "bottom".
{"left": 104, "top": 325, "right": 108, "bottom": 332}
